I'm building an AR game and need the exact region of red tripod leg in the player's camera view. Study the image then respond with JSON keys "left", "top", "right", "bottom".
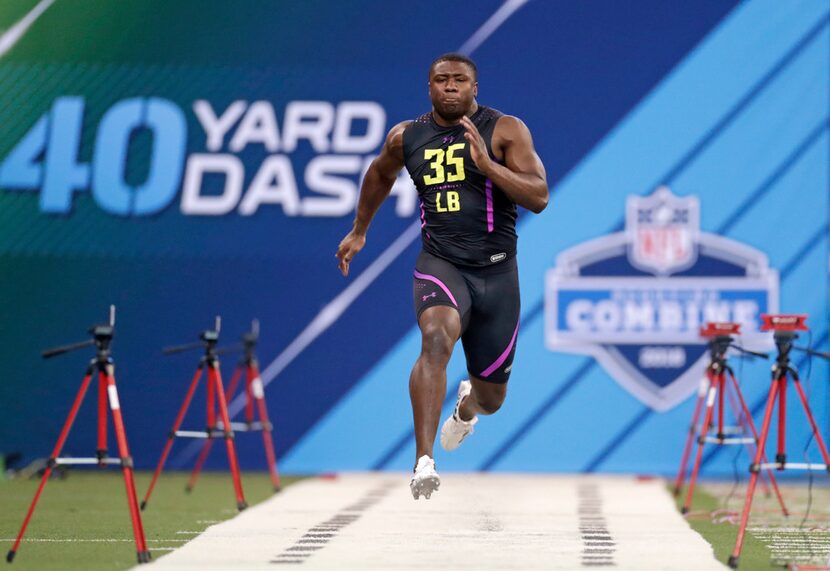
{"left": 728, "top": 372, "right": 788, "bottom": 516}
{"left": 207, "top": 368, "right": 216, "bottom": 430}
{"left": 225, "top": 366, "right": 243, "bottom": 406}
{"left": 718, "top": 372, "right": 725, "bottom": 439}
{"left": 724, "top": 380, "right": 770, "bottom": 496}
{"left": 674, "top": 373, "right": 709, "bottom": 496}
{"left": 105, "top": 367, "right": 151, "bottom": 563}
{"left": 210, "top": 364, "right": 248, "bottom": 510}
{"left": 141, "top": 364, "right": 204, "bottom": 510}
{"left": 792, "top": 376, "right": 830, "bottom": 466}
{"left": 186, "top": 366, "right": 242, "bottom": 493}
{"left": 97, "top": 372, "right": 109, "bottom": 464}
{"left": 244, "top": 368, "right": 254, "bottom": 425}
{"left": 730, "top": 376, "right": 780, "bottom": 569}
{"left": 683, "top": 375, "right": 718, "bottom": 514}
{"left": 777, "top": 375, "right": 787, "bottom": 466}
{"left": 250, "top": 364, "right": 281, "bottom": 491}
{"left": 7, "top": 367, "right": 95, "bottom": 563}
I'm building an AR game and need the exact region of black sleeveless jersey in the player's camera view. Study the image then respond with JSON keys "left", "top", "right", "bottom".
{"left": 402, "top": 106, "right": 518, "bottom": 268}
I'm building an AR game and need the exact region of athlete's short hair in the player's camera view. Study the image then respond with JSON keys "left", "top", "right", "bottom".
{"left": 429, "top": 53, "right": 478, "bottom": 81}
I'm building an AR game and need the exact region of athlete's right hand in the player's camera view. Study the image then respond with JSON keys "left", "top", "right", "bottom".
{"left": 336, "top": 231, "right": 366, "bottom": 276}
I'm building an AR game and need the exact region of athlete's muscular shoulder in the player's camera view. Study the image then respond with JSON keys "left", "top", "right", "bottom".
{"left": 374, "top": 120, "right": 412, "bottom": 178}
{"left": 490, "top": 115, "right": 533, "bottom": 162}
{"left": 386, "top": 120, "right": 412, "bottom": 152}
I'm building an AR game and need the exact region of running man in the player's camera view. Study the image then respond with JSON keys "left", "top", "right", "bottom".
{"left": 336, "top": 53, "right": 548, "bottom": 499}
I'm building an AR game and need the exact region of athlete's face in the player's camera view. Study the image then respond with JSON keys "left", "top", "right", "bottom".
{"left": 429, "top": 61, "right": 478, "bottom": 121}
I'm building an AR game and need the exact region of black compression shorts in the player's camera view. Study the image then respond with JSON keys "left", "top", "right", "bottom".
{"left": 412, "top": 250, "right": 520, "bottom": 384}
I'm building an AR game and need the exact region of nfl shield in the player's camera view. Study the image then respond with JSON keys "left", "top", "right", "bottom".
{"left": 627, "top": 186, "right": 700, "bottom": 276}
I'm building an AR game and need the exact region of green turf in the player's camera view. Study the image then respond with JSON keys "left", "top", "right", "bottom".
{"left": 0, "top": 470, "right": 300, "bottom": 570}
{"left": 676, "top": 484, "right": 776, "bottom": 569}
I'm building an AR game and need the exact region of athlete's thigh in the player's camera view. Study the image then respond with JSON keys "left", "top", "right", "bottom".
{"left": 461, "top": 264, "right": 520, "bottom": 383}
{"left": 413, "top": 251, "right": 472, "bottom": 332}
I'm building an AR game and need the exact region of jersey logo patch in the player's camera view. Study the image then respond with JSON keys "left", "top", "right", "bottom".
{"left": 544, "top": 186, "right": 778, "bottom": 411}
{"left": 490, "top": 253, "right": 507, "bottom": 263}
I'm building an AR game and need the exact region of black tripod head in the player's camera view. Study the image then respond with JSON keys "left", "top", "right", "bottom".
{"left": 782, "top": 332, "right": 830, "bottom": 364}
{"left": 163, "top": 316, "right": 228, "bottom": 360}
{"left": 758, "top": 314, "right": 830, "bottom": 379}
{"left": 42, "top": 305, "right": 117, "bottom": 362}
{"left": 240, "top": 319, "right": 260, "bottom": 363}
{"left": 700, "top": 322, "right": 768, "bottom": 371}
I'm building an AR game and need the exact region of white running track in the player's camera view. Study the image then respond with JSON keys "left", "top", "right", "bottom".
{"left": 141, "top": 474, "right": 727, "bottom": 570}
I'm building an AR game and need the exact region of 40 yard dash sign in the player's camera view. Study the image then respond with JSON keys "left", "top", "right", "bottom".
{"left": 544, "top": 187, "right": 779, "bottom": 411}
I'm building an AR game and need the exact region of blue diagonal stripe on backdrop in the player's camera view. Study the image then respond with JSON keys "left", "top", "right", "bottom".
{"left": 608, "top": 15, "right": 830, "bottom": 234}
{"left": 479, "top": 359, "right": 595, "bottom": 470}
{"left": 779, "top": 224, "right": 830, "bottom": 279}
{"left": 372, "top": 13, "right": 830, "bottom": 471}
{"left": 716, "top": 122, "right": 829, "bottom": 234}
{"left": 658, "top": 15, "right": 829, "bottom": 187}
{"left": 584, "top": 406, "right": 653, "bottom": 473}
{"left": 582, "top": 225, "right": 829, "bottom": 472}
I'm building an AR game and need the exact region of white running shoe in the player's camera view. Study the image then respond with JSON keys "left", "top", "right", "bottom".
{"left": 409, "top": 455, "right": 440, "bottom": 500}
{"left": 440, "top": 379, "right": 478, "bottom": 451}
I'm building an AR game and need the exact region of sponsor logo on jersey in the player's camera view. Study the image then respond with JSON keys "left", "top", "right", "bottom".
{"left": 544, "top": 186, "right": 778, "bottom": 411}
{"left": 490, "top": 252, "right": 507, "bottom": 263}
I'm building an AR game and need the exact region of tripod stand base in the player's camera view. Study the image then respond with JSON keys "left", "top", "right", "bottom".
{"left": 728, "top": 555, "right": 739, "bottom": 569}
{"left": 7, "top": 550, "right": 16, "bottom": 563}
{"left": 137, "top": 550, "right": 152, "bottom": 564}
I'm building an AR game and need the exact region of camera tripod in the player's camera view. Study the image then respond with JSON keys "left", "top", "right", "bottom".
{"left": 729, "top": 315, "right": 830, "bottom": 569}
{"left": 141, "top": 317, "right": 247, "bottom": 512}
{"left": 6, "top": 306, "right": 150, "bottom": 565}
{"left": 185, "top": 320, "right": 281, "bottom": 493}
{"left": 677, "top": 322, "right": 787, "bottom": 516}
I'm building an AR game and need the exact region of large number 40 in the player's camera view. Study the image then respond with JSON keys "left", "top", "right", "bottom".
{"left": 423, "top": 143, "right": 465, "bottom": 185}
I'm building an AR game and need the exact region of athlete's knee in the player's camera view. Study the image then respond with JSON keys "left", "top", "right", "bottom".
{"left": 419, "top": 322, "right": 455, "bottom": 365}
{"left": 473, "top": 393, "right": 504, "bottom": 415}
{"left": 470, "top": 382, "right": 506, "bottom": 415}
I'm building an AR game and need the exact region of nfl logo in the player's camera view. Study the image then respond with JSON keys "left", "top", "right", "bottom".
{"left": 626, "top": 186, "right": 699, "bottom": 275}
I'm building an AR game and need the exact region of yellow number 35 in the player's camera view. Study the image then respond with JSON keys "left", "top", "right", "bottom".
{"left": 423, "top": 143, "right": 466, "bottom": 185}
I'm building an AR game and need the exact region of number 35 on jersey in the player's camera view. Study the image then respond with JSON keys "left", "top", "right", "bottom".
{"left": 424, "top": 143, "right": 464, "bottom": 213}
{"left": 423, "top": 143, "right": 466, "bottom": 185}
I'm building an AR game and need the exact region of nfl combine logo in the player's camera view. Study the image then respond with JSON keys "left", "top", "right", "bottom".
{"left": 545, "top": 186, "right": 779, "bottom": 411}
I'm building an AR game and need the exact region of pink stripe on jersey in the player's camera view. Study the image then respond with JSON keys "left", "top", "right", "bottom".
{"left": 413, "top": 270, "right": 458, "bottom": 307}
{"left": 485, "top": 178, "right": 494, "bottom": 233}
{"left": 419, "top": 198, "right": 430, "bottom": 239}
{"left": 480, "top": 320, "right": 519, "bottom": 378}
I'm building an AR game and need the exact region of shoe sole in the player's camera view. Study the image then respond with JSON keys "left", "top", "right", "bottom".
{"left": 410, "top": 475, "right": 440, "bottom": 500}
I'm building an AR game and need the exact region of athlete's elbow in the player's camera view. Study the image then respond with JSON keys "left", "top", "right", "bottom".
{"left": 528, "top": 189, "right": 549, "bottom": 214}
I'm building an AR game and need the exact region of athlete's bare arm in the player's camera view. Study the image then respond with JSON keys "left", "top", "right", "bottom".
{"left": 336, "top": 120, "right": 411, "bottom": 276}
{"left": 460, "top": 114, "right": 548, "bottom": 213}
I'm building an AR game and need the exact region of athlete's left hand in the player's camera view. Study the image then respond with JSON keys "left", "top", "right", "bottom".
{"left": 461, "top": 115, "right": 493, "bottom": 174}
